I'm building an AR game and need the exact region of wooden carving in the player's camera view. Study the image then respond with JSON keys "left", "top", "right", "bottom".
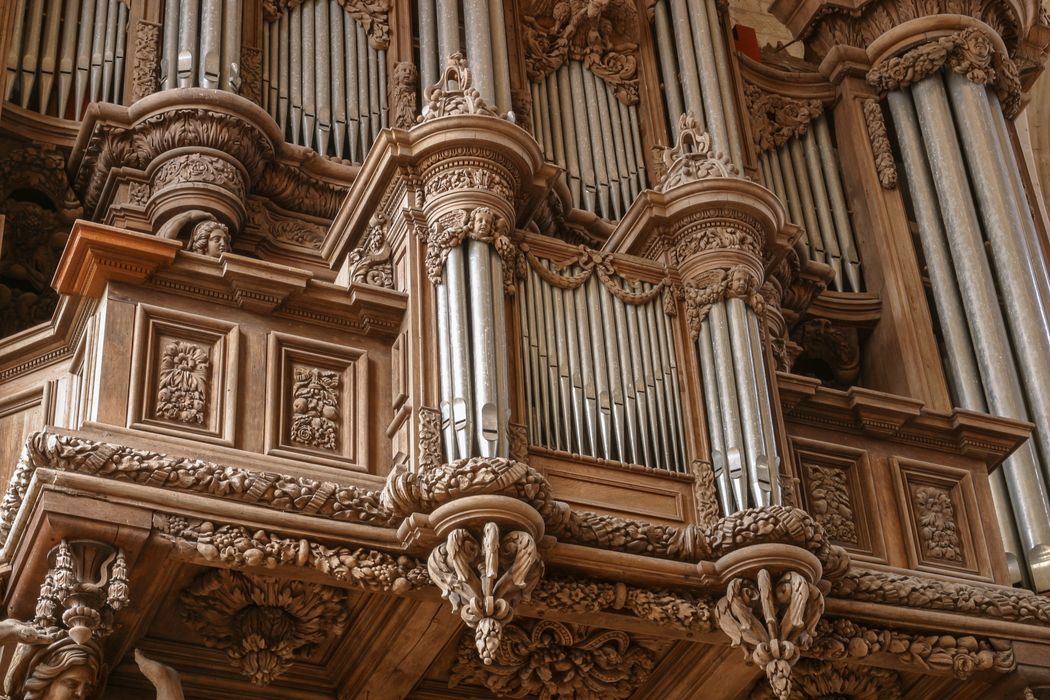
{"left": 656, "top": 113, "right": 738, "bottom": 192}
{"left": 424, "top": 207, "right": 520, "bottom": 293}
{"left": 187, "top": 220, "right": 232, "bottom": 257}
{"left": 131, "top": 20, "right": 162, "bottom": 102}
{"left": 802, "top": 463, "right": 857, "bottom": 545}
{"left": 262, "top": 0, "right": 390, "bottom": 49}
{"left": 427, "top": 522, "right": 544, "bottom": 664}
{"left": 391, "top": 61, "right": 419, "bottom": 129}
{"left": 862, "top": 99, "right": 898, "bottom": 189}
{"left": 743, "top": 83, "right": 824, "bottom": 154}
{"left": 420, "top": 53, "right": 500, "bottom": 121}
{"left": 716, "top": 569, "right": 824, "bottom": 700}
{"left": 156, "top": 340, "right": 211, "bottom": 424}
{"left": 691, "top": 459, "right": 722, "bottom": 527}
{"left": 346, "top": 213, "right": 394, "bottom": 288}
{"left": 290, "top": 367, "right": 341, "bottom": 450}
{"left": 449, "top": 620, "right": 664, "bottom": 698}
{"left": 179, "top": 569, "right": 350, "bottom": 685}
{"left": 913, "top": 485, "right": 964, "bottom": 563}
{"left": 521, "top": 0, "right": 641, "bottom": 104}
{"left": 240, "top": 46, "right": 263, "bottom": 105}
{"left": 749, "top": 660, "right": 902, "bottom": 700}
{"left": 790, "top": 319, "right": 860, "bottom": 387}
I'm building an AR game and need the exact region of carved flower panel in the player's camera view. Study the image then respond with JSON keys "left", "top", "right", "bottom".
{"left": 892, "top": 458, "right": 988, "bottom": 579}
{"left": 266, "top": 332, "right": 368, "bottom": 469}
{"left": 792, "top": 438, "right": 883, "bottom": 562}
{"left": 129, "top": 305, "right": 239, "bottom": 445}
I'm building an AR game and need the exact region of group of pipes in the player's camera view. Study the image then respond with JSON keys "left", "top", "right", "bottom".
{"left": 651, "top": 0, "right": 743, "bottom": 167}
{"left": 160, "top": 0, "right": 241, "bottom": 92}
{"left": 263, "top": 0, "right": 387, "bottom": 161}
{"left": 4, "top": 0, "right": 126, "bottom": 118}
{"left": 520, "top": 260, "right": 687, "bottom": 473}
{"left": 697, "top": 299, "right": 780, "bottom": 511}
{"left": 888, "top": 72, "right": 1050, "bottom": 584}
{"left": 758, "top": 115, "right": 864, "bottom": 292}
{"left": 435, "top": 239, "right": 512, "bottom": 461}
{"left": 530, "top": 64, "right": 646, "bottom": 221}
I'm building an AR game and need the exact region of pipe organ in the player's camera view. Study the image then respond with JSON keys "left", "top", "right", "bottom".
{"left": 4, "top": 0, "right": 127, "bottom": 118}
{"left": 5, "top": 1, "right": 1050, "bottom": 698}
{"left": 263, "top": 0, "right": 388, "bottom": 159}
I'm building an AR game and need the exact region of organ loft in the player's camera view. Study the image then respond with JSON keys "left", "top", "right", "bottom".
{"left": 2, "top": 0, "right": 1050, "bottom": 697}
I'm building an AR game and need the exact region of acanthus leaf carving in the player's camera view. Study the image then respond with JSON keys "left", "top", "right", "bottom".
{"left": 179, "top": 568, "right": 349, "bottom": 685}
{"left": 748, "top": 660, "right": 902, "bottom": 700}
{"left": 419, "top": 53, "right": 500, "bottom": 121}
{"left": 743, "top": 83, "right": 824, "bottom": 153}
{"left": 131, "top": 20, "right": 162, "bottom": 102}
{"left": 427, "top": 522, "right": 544, "bottom": 664}
{"left": 716, "top": 569, "right": 825, "bottom": 700}
{"left": 657, "top": 113, "right": 738, "bottom": 192}
{"left": 346, "top": 212, "right": 394, "bottom": 288}
{"left": 522, "top": 0, "right": 640, "bottom": 105}
{"left": 449, "top": 620, "right": 665, "bottom": 699}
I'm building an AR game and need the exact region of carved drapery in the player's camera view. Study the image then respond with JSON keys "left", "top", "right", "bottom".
{"left": 867, "top": 28, "right": 1022, "bottom": 117}
{"left": 521, "top": 0, "right": 641, "bottom": 105}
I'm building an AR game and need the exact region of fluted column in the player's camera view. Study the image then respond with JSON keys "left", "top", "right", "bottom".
{"left": 871, "top": 27, "right": 1050, "bottom": 589}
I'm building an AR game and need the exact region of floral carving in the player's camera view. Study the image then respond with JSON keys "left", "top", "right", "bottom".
{"left": 162, "top": 516, "right": 426, "bottom": 592}
{"left": 522, "top": 0, "right": 640, "bottom": 104}
{"left": 2, "top": 432, "right": 399, "bottom": 544}
{"left": 743, "top": 84, "right": 824, "bottom": 153}
{"left": 428, "top": 523, "right": 544, "bottom": 664}
{"left": 749, "top": 660, "right": 902, "bottom": 700}
{"left": 156, "top": 341, "right": 210, "bottom": 424}
{"left": 691, "top": 460, "right": 721, "bottom": 528}
{"left": 152, "top": 153, "right": 248, "bottom": 202}
{"left": 913, "top": 485, "right": 963, "bottom": 562}
{"left": 346, "top": 213, "right": 394, "bottom": 288}
{"left": 290, "top": 367, "right": 341, "bottom": 450}
{"left": 420, "top": 53, "right": 500, "bottom": 121}
{"left": 131, "top": 21, "right": 162, "bottom": 101}
{"left": 449, "top": 620, "right": 664, "bottom": 699}
{"left": 240, "top": 46, "right": 263, "bottom": 105}
{"left": 867, "top": 28, "right": 1022, "bottom": 117}
{"left": 391, "top": 61, "right": 418, "bottom": 129}
{"left": 862, "top": 99, "right": 897, "bottom": 189}
{"left": 802, "top": 464, "right": 856, "bottom": 545}
{"left": 423, "top": 207, "right": 522, "bottom": 294}
{"left": 810, "top": 617, "right": 1015, "bottom": 679}
{"left": 716, "top": 569, "right": 824, "bottom": 700}
{"left": 417, "top": 406, "right": 443, "bottom": 473}
{"left": 179, "top": 569, "right": 349, "bottom": 685}
{"left": 657, "top": 113, "right": 738, "bottom": 192}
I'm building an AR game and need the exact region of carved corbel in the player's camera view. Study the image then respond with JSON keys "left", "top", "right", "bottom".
{"left": 428, "top": 522, "right": 544, "bottom": 664}
{"left": 716, "top": 568, "right": 825, "bottom": 700}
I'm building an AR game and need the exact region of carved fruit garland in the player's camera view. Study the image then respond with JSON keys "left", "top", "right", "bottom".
{"left": 290, "top": 367, "right": 341, "bottom": 450}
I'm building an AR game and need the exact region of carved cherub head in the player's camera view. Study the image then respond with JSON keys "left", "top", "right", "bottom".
{"left": 188, "top": 220, "right": 231, "bottom": 257}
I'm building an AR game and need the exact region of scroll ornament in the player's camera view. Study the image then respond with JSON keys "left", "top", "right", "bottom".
{"left": 419, "top": 53, "right": 500, "bottom": 122}
{"left": 423, "top": 206, "right": 523, "bottom": 294}
{"left": 716, "top": 569, "right": 824, "bottom": 700}
{"left": 866, "top": 28, "right": 1022, "bottom": 117}
{"left": 346, "top": 212, "right": 394, "bottom": 288}
{"left": 427, "top": 522, "right": 544, "bottom": 664}
{"left": 743, "top": 83, "right": 824, "bottom": 153}
{"left": 521, "top": 0, "right": 641, "bottom": 105}
{"left": 657, "top": 113, "right": 738, "bottom": 192}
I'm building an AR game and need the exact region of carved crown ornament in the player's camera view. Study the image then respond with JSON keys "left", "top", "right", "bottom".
{"left": 521, "top": 0, "right": 642, "bottom": 105}
{"left": 419, "top": 53, "right": 501, "bottom": 122}
{"left": 867, "top": 27, "right": 1024, "bottom": 116}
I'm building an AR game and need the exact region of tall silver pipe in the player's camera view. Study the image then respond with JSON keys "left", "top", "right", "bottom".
{"left": 587, "top": 276, "right": 613, "bottom": 457}
{"left": 653, "top": 0, "right": 684, "bottom": 139}
{"left": 160, "top": 0, "right": 178, "bottom": 89}
{"left": 618, "top": 100, "right": 640, "bottom": 201}
{"left": 643, "top": 293, "right": 673, "bottom": 470}
{"left": 436, "top": 280, "right": 456, "bottom": 461}
{"left": 525, "top": 270, "right": 545, "bottom": 446}
{"left": 463, "top": 0, "right": 494, "bottom": 104}
{"left": 20, "top": 0, "right": 44, "bottom": 106}
{"left": 489, "top": 248, "right": 510, "bottom": 458}
{"left": 656, "top": 294, "right": 686, "bottom": 471}
{"left": 278, "top": 13, "right": 289, "bottom": 132}
{"left": 788, "top": 137, "right": 826, "bottom": 264}
{"left": 73, "top": 0, "right": 95, "bottom": 116}
{"left": 667, "top": 0, "right": 704, "bottom": 129}
{"left": 199, "top": 0, "right": 222, "bottom": 88}
{"left": 418, "top": 0, "right": 437, "bottom": 90}
{"left": 633, "top": 298, "right": 659, "bottom": 467}
{"left": 445, "top": 246, "right": 474, "bottom": 458}
{"left": 547, "top": 75, "right": 567, "bottom": 174}
{"left": 613, "top": 295, "right": 640, "bottom": 464}
{"left": 628, "top": 106, "right": 646, "bottom": 192}
{"left": 543, "top": 262, "right": 570, "bottom": 452}
{"left": 598, "top": 280, "right": 627, "bottom": 460}
{"left": 562, "top": 277, "right": 586, "bottom": 453}
{"left": 222, "top": 0, "right": 241, "bottom": 91}
{"left": 705, "top": 0, "right": 744, "bottom": 166}
{"left": 727, "top": 298, "right": 771, "bottom": 505}
{"left": 345, "top": 15, "right": 359, "bottom": 160}
{"left": 101, "top": 0, "right": 118, "bottom": 101}
{"left": 57, "top": 0, "right": 81, "bottom": 115}
{"left": 571, "top": 62, "right": 600, "bottom": 214}
{"left": 38, "top": 0, "right": 62, "bottom": 110}
{"left": 88, "top": 0, "right": 109, "bottom": 101}
{"left": 531, "top": 267, "right": 555, "bottom": 448}
{"left": 379, "top": 49, "right": 387, "bottom": 128}
{"left": 911, "top": 74, "right": 1050, "bottom": 580}
{"left": 802, "top": 128, "right": 844, "bottom": 286}
{"left": 773, "top": 146, "right": 806, "bottom": 239}
{"left": 6, "top": 0, "right": 27, "bottom": 102}
{"left": 289, "top": 4, "right": 303, "bottom": 143}
{"left": 557, "top": 66, "right": 583, "bottom": 205}
{"left": 575, "top": 280, "right": 599, "bottom": 454}
{"left": 488, "top": 0, "right": 511, "bottom": 113}
{"left": 949, "top": 74, "right": 1050, "bottom": 486}
{"left": 699, "top": 322, "right": 732, "bottom": 514}
{"left": 708, "top": 304, "right": 747, "bottom": 510}
{"left": 538, "top": 79, "right": 554, "bottom": 161}
{"left": 582, "top": 69, "right": 613, "bottom": 217}
{"left": 315, "top": 0, "right": 332, "bottom": 154}
{"left": 467, "top": 240, "right": 499, "bottom": 457}
{"left": 887, "top": 88, "right": 1022, "bottom": 567}
{"left": 330, "top": 1, "right": 346, "bottom": 158}
{"left": 437, "top": 0, "right": 460, "bottom": 61}
{"left": 815, "top": 117, "right": 862, "bottom": 290}
{"left": 356, "top": 24, "right": 369, "bottom": 152}
{"left": 368, "top": 44, "right": 381, "bottom": 142}
{"left": 686, "top": 0, "right": 728, "bottom": 157}
{"left": 302, "top": 3, "right": 316, "bottom": 149}
{"left": 593, "top": 73, "right": 622, "bottom": 217}
{"left": 605, "top": 83, "right": 631, "bottom": 211}
{"left": 745, "top": 309, "right": 780, "bottom": 504}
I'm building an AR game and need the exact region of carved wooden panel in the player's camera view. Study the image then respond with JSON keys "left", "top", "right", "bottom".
{"left": 265, "top": 332, "right": 368, "bottom": 470}
{"left": 892, "top": 457, "right": 989, "bottom": 580}
{"left": 792, "top": 437, "right": 886, "bottom": 563}
{"left": 128, "top": 305, "right": 239, "bottom": 446}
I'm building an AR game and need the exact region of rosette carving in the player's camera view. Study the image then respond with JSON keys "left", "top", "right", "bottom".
{"left": 522, "top": 0, "right": 641, "bottom": 105}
